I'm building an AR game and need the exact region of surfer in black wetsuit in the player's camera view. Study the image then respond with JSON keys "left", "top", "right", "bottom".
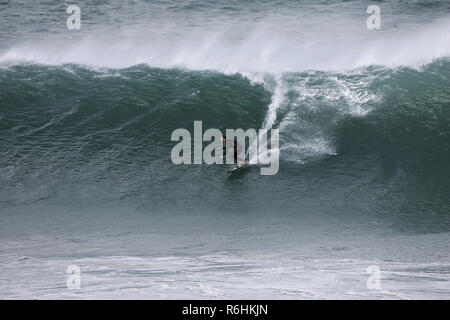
{"left": 222, "top": 135, "right": 247, "bottom": 168}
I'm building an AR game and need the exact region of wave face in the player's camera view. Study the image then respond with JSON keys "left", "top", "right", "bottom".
{"left": 1, "top": 60, "right": 450, "bottom": 229}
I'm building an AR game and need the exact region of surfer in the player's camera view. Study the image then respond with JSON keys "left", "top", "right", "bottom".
{"left": 222, "top": 135, "right": 248, "bottom": 169}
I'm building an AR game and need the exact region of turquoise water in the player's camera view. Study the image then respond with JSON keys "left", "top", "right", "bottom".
{"left": 0, "top": 1, "right": 449, "bottom": 299}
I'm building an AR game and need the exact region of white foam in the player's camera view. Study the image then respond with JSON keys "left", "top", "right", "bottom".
{"left": 0, "top": 17, "right": 448, "bottom": 73}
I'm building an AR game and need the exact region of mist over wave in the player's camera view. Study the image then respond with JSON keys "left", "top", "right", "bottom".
{"left": 1, "top": 18, "right": 449, "bottom": 72}
{"left": 1, "top": 1, "right": 449, "bottom": 72}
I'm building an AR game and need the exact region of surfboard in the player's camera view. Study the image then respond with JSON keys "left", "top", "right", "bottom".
{"left": 227, "top": 163, "right": 249, "bottom": 173}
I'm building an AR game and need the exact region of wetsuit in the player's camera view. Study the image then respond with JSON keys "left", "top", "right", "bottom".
{"left": 223, "top": 137, "right": 239, "bottom": 164}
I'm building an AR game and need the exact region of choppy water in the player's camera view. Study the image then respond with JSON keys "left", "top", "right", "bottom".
{"left": 0, "top": 0, "right": 449, "bottom": 299}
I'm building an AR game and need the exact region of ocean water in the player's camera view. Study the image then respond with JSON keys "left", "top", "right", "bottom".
{"left": 0, "top": 0, "right": 449, "bottom": 299}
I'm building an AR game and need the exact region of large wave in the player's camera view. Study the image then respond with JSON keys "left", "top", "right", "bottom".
{"left": 0, "top": 1, "right": 449, "bottom": 221}
{"left": 1, "top": 61, "right": 449, "bottom": 182}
